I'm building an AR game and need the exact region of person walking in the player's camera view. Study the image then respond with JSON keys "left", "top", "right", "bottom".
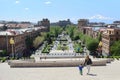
{"left": 84, "top": 55, "right": 92, "bottom": 75}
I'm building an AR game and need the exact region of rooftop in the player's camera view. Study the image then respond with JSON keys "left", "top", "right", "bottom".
{"left": 0, "top": 27, "right": 43, "bottom": 36}
{"left": 0, "top": 31, "right": 14, "bottom": 35}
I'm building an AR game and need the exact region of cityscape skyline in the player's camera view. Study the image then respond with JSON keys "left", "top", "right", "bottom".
{"left": 0, "top": 0, "right": 120, "bottom": 23}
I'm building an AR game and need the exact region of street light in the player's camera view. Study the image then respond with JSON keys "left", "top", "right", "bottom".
{"left": 10, "top": 37, "right": 15, "bottom": 57}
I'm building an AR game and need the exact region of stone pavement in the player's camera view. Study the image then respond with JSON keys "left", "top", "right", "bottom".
{"left": 0, "top": 60, "right": 120, "bottom": 80}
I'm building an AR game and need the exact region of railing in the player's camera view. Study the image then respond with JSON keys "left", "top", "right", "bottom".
{"left": 35, "top": 53, "right": 85, "bottom": 58}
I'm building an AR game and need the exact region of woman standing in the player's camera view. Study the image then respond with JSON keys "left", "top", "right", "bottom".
{"left": 84, "top": 55, "right": 92, "bottom": 74}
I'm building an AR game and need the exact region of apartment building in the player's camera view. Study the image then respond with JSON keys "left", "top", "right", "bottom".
{"left": 37, "top": 18, "right": 50, "bottom": 32}
{"left": 0, "top": 27, "right": 44, "bottom": 57}
{"left": 58, "top": 19, "right": 71, "bottom": 27}
{"left": 0, "top": 31, "right": 23, "bottom": 57}
{"left": 78, "top": 19, "right": 89, "bottom": 27}
{"left": 78, "top": 19, "right": 104, "bottom": 39}
{"left": 102, "top": 28, "right": 120, "bottom": 56}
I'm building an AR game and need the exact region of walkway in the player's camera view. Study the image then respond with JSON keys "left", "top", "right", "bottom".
{"left": 0, "top": 60, "right": 120, "bottom": 80}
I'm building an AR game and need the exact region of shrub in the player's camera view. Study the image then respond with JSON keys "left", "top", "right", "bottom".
{"left": 1, "top": 57, "right": 6, "bottom": 62}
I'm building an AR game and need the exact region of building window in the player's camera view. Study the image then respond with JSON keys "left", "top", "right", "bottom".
{"left": 110, "top": 38, "right": 113, "bottom": 41}
{"left": 116, "top": 32, "right": 119, "bottom": 35}
{"left": 116, "top": 38, "right": 119, "bottom": 41}
{"left": 83, "top": 29, "right": 86, "bottom": 34}
{"left": 109, "top": 31, "right": 111, "bottom": 34}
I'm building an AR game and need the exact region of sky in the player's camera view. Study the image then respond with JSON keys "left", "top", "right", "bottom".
{"left": 0, "top": 0, "right": 120, "bottom": 23}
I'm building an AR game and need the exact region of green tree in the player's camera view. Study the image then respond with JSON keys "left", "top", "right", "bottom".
{"left": 98, "top": 33, "right": 102, "bottom": 41}
{"left": 25, "top": 36, "right": 33, "bottom": 48}
{"left": 111, "top": 40, "right": 120, "bottom": 56}
{"left": 0, "top": 49, "right": 7, "bottom": 57}
{"left": 74, "top": 35, "right": 80, "bottom": 40}
{"left": 65, "top": 25, "right": 75, "bottom": 40}
{"left": 24, "top": 36, "right": 34, "bottom": 57}
{"left": 70, "top": 28, "right": 74, "bottom": 39}
{"left": 50, "top": 26, "right": 63, "bottom": 38}
{"left": 73, "top": 27, "right": 80, "bottom": 40}
{"left": 54, "top": 28, "right": 58, "bottom": 37}
{"left": 87, "top": 39, "right": 99, "bottom": 52}
{"left": 33, "top": 35, "right": 45, "bottom": 48}
{"left": 46, "top": 33, "right": 52, "bottom": 44}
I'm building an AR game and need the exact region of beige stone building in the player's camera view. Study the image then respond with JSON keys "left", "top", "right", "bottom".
{"left": 78, "top": 19, "right": 101, "bottom": 39}
{"left": 78, "top": 19, "right": 89, "bottom": 28}
{"left": 0, "top": 31, "right": 24, "bottom": 56}
{"left": 102, "top": 28, "right": 120, "bottom": 56}
{"left": 0, "top": 27, "right": 44, "bottom": 57}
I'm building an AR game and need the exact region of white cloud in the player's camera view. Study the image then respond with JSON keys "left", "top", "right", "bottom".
{"left": 25, "top": 8, "right": 29, "bottom": 10}
{"left": 15, "top": 0, "right": 20, "bottom": 4}
{"left": 88, "top": 14, "right": 114, "bottom": 20}
{"left": 44, "top": 1, "right": 52, "bottom": 5}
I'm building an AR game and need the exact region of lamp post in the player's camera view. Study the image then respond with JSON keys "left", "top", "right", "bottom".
{"left": 10, "top": 37, "right": 15, "bottom": 58}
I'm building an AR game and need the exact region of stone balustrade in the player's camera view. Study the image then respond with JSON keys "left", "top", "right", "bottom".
{"left": 35, "top": 53, "right": 85, "bottom": 58}
{"left": 8, "top": 58, "right": 112, "bottom": 68}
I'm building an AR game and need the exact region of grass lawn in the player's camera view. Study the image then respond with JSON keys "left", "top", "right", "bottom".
{"left": 57, "top": 44, "right": 69, "bottom": 50}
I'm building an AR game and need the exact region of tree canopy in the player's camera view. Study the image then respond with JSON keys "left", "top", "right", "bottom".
{"left": 87, "top": 39, "right": 99, "bottom": 52}
{"left": 110, "top": 40, "right": 120, "bottom": 56}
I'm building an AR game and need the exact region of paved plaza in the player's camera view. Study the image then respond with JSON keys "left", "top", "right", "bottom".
{"left": 0, "top": 60, "right": 120, "bottom": 80}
